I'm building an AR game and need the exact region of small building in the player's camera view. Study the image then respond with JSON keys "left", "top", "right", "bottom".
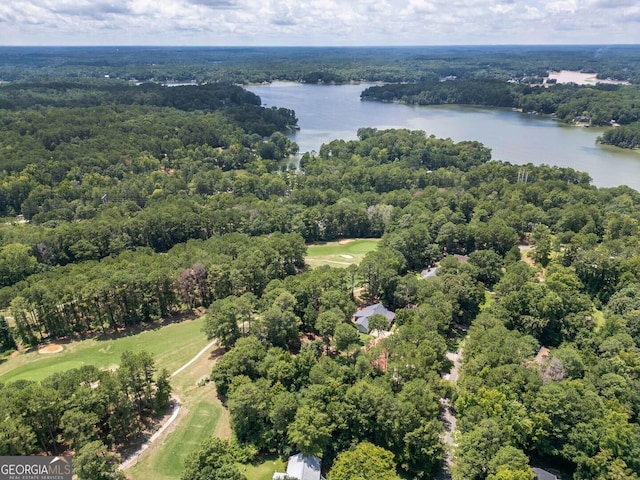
{"left": 353, "top": 303, "right": 395, "bottom": 334}
{"left": 533, "top": 467, "right": 559, "bottom": 480}
{"left": 273, "top": 453, "right": 323, "bottom": 480}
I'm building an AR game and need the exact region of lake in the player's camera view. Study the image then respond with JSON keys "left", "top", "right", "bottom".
{"left": 247, "top": 82, "right": 640, "bottom": 190}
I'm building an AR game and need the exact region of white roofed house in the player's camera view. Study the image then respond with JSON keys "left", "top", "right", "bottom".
{"left": 353, "top": 303, "right": 395, "bottom": 334}
{"left": 272, "top": 453, "right": 324, "bottom": 480}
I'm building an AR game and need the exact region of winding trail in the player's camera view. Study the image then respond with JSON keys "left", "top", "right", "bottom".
{"left": 119, "top": 339, "right": 217, "bottom": 470}
{"left": 438, "top": 347, "right": 462, "bottom": 480}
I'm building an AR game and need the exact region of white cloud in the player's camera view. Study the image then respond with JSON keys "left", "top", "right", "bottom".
{"left": 0, "top": 0, "right": 638, "bottom": 45}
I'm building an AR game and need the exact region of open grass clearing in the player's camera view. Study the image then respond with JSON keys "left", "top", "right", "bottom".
{"left": 306, "top": 238, "right": 380, "bottom": 268}
{"left": 238, "top": 455, "right": 287, "bottom": 480}
{"left": 0, "top": 315, "right": 209, "bottom": 383}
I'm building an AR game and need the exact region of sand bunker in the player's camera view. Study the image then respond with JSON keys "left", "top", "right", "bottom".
{"left": 340, "top": 254, "right": 354, "bottom": 259}
{"left": 338, "top": 239, "right": 355, "bottom": 245}
{"left": 38, "top": 344, "right": 63, "bottom": 354}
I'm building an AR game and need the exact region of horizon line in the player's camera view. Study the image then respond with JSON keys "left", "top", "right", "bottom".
{"left": 1, "top": 43, "right": 639, "bottom": 48}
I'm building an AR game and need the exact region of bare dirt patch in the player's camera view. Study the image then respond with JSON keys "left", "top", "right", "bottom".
{"left": 38, "top": 344, "right": 63, "bottom": 354}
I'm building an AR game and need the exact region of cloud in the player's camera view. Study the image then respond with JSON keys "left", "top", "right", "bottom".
{"left": 185, "top": 0, "right": 241, "bottom": 8}
{"left": 0, "top": 0, "right": 638, "bottom": 45}
{"left": 594, "top": 0, "right": 636, "bottom": 7}
{"left": 50, "top": 2, "right": 134, "bottom": 20}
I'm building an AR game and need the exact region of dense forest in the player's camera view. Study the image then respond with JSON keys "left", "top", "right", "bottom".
{"left": 2, "top": 45, "right": 640, "bottom": 84}
{"left": 598, "top": 122, "right": 640, "bottom": 149}
{"left": 1, "top": 61, "right": 640, "bottom": 479}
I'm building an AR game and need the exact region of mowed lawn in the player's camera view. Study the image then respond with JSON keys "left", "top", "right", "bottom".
{"left": 240, "top": 456, "right": 287, "bottom": 480}
{"left": 0, "top": 316, "right": 209, "bottom": 383}
{"left": 306, "top": 238, "right": 380, "bottom": 268}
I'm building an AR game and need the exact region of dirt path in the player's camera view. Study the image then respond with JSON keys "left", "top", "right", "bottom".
{"left": 119, "top": 339, "right": 217, "bottom": 470}
{"left": 438, "top": 348, "right": 462, "bottom": 480}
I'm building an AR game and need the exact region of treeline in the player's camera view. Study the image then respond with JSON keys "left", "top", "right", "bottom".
{"left": 0, "top": 80, "right": 297, "bottom": 137}
{"left": 0, "top": 82, "right": 298, "bottom": 221}
{"left": 2, "top": 46, "right": 640, "bottom": 85}
{"left": 362, "top": 80, "right": 640, "bottom": 129}
{"left": 361, "top": 79, "right": 517, "bottom": 107}
{"left": 0, "top": 81, "right": 295, "bottom": 129}
{"left": 0, "top": 350, "right": 170, "bottom": 479}
{"left": 598, "top": 122, "right": 640, "bottom": 149}
{"left": 185, "top": 128, "right": 640, "bottom": 477}
{"left": 2, "top": 232, "right": 305, "bottom": 346}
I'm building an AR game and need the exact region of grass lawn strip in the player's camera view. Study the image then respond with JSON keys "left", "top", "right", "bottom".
{"left": 306, "top": 238, "right": 380, "bottom": 268}
{"left": 0, "top": 316, "right": 208, "bottom": 383}
{"left": 238, "top": 456, "right": 287, "bottom": 480}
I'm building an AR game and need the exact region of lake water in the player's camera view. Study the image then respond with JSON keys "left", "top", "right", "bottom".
{"left": 247, "top": 82, "right": 640, "bottom": 190}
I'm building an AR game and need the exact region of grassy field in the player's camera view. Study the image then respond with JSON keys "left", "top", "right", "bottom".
{"left": 306, "top": 238, "right": 380, "bottom": 268}
{"left": 0, "top": 315, "right": 209, "bottom": 383}
{"left": 239, "top": 456, "right": 287, "bottom": 480}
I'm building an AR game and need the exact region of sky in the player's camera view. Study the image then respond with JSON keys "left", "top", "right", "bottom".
{"left": 0, "top": 0, "right": 639, "bottom": 46}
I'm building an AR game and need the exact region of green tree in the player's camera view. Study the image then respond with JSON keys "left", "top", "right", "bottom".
{"left": 181, "top": 437, "right": 246, "bottom": 480}
{"left": 60, "top": 409, "right": 99, "bottom": 451}
{"left": 211, "top": 336, "right": 267, "bottom": 397}
{"left": 454, "top": 419, "right": 507, "bottom": 480}
{"left": 315, "top": 308, "right": 344, "bottom": 352}
{"left": 530, "top": 224, "right": 552, "bottom": 267}
{"left": 259, "top": 305, "right": 299, "bottom": 348}
{"left": 328, "top": 442, "right": 401, "bottom": 480}
{"left": 368, "top": 313, "right": 391, "bottom": 336}
{"left": 468, "top": 249, "right": 504, "bottom": 288}
{"left": 203, "top": 296, "right": 242, "bottom": 349}
{"left": 0, "top": 315, "right": 17, "bottom": 352}
{"left": 0, "top": 242, "right": 38, "bottom": 287}
{"left": 288, "top": 404, "right": 332, "bottom": 457}
{"left": 227, "top": 378, "right": 271, "bottom": 446}
{"left": 486, "top": 446, "right": 534, "bottom": 480}
{"left": 334, "top": 323, "right": 361, "bottom": 353}
{"left": 75, "top": 440, "right": 124, "bottom": 480}
{"left": 0, "top": 415, "right": 38, "bottom": 455}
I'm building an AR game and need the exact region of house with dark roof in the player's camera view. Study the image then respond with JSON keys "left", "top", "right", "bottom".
{"left": 533, "top": 467, "right": 559, "bottom": 480}
{"left": 272, "top": 454, "right": 323, "bottom": 480}
{"left": 353, "top": 303, "right": 395, "bottom": 334}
